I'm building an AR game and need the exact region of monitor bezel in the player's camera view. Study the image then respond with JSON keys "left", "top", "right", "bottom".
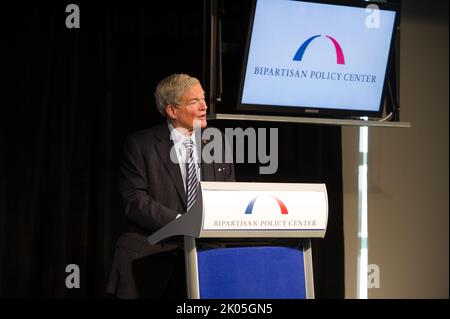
{"left": 236, "top": 0, "right": 401, "bottom": 119}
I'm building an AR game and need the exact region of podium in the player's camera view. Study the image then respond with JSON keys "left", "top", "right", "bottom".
{"left": 148, "top": 182, "right": 328, "bottom": 299}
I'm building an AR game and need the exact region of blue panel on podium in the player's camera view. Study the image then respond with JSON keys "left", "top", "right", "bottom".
{"left": 197, "top": 246, "right": 306, "bottom": 299}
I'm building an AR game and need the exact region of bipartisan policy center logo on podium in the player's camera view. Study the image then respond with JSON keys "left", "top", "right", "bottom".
{"left": 293, "top": 34, "right": 346, "bottom": 65}
{"left": 245, "top": 195, "right": 288, "bottom": 215}
{"left": 202, "top": 190, "right": 328, "bottom": 231}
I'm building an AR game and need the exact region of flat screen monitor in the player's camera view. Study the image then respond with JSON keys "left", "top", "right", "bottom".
{"left": 237, "top": 0, "right": 399, "bottom": 118}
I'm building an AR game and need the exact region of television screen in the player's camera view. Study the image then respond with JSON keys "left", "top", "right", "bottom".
{"left": 237, "top": 0, "right": 399, "bottom": 118}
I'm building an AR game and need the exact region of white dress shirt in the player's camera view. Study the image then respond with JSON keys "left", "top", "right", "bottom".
{"left": 167, "top": 121, "right": 201, "bottom": 193}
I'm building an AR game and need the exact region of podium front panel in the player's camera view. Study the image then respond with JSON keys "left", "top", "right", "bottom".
{"left": 196, "top": 245, "right": 308, "bottom": 299}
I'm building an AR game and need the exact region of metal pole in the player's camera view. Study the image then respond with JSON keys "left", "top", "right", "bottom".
{"left": 357, "top": 124, "right": 369, "bottom": 299}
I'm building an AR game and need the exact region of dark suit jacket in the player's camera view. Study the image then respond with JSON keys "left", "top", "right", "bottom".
{"left": 106, "top": 124, "right": 235, "bottom": 298}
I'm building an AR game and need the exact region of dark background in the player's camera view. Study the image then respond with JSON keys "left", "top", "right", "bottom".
{"left": 1, "top": 0, "right": 345, "bottom": 298}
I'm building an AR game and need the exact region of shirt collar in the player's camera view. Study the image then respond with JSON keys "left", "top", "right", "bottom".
{"left": 167, "top": 120, "right": 199, "bottom": 147}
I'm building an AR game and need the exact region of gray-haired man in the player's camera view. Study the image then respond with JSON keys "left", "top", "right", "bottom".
{"left": 106, "top": 74, "right": 234, "bottom": 298}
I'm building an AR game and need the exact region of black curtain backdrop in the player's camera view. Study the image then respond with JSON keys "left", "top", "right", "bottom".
{"left": 1, "top": 1, "right": 344, "bottom": 298}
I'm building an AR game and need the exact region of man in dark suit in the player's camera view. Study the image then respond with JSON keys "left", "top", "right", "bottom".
{"left": 106, "top": 74, "right": 235, "bottom": 298}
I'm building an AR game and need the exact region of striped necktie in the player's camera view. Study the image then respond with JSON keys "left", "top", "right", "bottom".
{"left": 183, "top": 138, "right": 198, "bottom": 211}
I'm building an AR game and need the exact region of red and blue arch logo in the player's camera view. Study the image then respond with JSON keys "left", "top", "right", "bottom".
{"left": 293, "top": 35, "right": 345, "bottom": 65}
{"left": 244, "top": 195, "right": 288, "bottom": 215}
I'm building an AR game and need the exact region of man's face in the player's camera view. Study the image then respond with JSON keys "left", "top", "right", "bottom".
{"left": 167, "top": 83, "right": 208, "bottom": 132}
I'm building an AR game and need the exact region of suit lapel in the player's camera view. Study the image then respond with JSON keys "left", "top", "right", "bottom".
{"left": 154, "top": 125, "right": 187, "bottom": 208}
{"left": 200, "top": 137, "right": 216, "bottom": 181}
